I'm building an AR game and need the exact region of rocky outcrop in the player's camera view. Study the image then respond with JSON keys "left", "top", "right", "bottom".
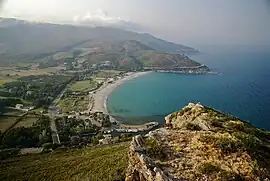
{"left": 126, "top": 135, "right": 173, "bottom": 181}
{"left": 126, "top": 103, "right": 270, "bottom": 181}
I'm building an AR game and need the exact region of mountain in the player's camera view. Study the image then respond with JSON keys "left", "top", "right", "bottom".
{"left": 0, "top": 18, "right": 205, "bottom": 71}
{"left": 0, "top": 17, "right": 197, "bottom": 57}
{"left": 69, "top": 40, "right": 203, "bottom": 71}
{"left": 127, "top": 103, "right": 270, "bottom": 180}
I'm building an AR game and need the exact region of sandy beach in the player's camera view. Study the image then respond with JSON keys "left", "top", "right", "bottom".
{"left": 90, "top": 71, "right": 151, "bottom": 116}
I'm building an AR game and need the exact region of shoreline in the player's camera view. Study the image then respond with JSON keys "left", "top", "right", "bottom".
{"left": 90, "top": 71, "right": 151, "bottom": 120}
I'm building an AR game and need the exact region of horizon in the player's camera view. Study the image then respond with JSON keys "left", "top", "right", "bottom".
{"left": 0, "top": 0, "right": 270, "bottom": 47}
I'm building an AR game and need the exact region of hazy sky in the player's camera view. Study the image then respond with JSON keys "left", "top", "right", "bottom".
{"left": 0, "top": 0, "right": 270, "bottom": 46}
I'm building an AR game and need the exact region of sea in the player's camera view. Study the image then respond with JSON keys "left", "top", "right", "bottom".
{"left": 107, "top": 45, "right": 270, "bottom": 130}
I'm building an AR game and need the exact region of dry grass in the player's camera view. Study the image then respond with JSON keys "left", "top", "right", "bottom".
{"left": 0, "top": 68, "right": 58, "bottom": 77}
{"left": 14, "top": 116, "right": 39, "bottom": 128}
{"left": 58, "top": 96, "right": 89, "bottom": 113}
{"left": 95, "top": 70, "right": 122, "bottom": 78}
{"left": 0, "top": 142, "right": 129, "bottom": 181}
{"left": 0, "top": 117, "right": 18, "bottom": 132}
{"left": 69, "top": 80, "right": 97, "bottom": 92}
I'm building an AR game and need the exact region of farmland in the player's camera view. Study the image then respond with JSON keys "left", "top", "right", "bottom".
{"left": 58, "top": 95, "right": 89, "bottom": 113}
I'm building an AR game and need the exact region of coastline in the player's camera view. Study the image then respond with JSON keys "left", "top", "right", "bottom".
{"left": 90, "top": 71, "right": 151, "bottom": 120}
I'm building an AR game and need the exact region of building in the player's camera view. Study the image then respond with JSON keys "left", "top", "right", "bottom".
{"left": 15, "top": 104, "right": 23, "bottom": 109}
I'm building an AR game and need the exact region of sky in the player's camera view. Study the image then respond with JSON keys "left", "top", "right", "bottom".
{"left": 0, "top": 0, "right": 270, "bottom": 46}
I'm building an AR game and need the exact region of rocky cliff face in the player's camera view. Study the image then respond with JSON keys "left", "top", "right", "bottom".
{"left": 126, "top": 103, "right": 270, "bottom": 181}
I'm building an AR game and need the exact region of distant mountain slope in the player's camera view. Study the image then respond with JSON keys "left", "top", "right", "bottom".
{"left": 65, "top": 40, "right": 202, "bottom": 70}
{"left": 0, "top": 17, "right": 197, "bottom": 57}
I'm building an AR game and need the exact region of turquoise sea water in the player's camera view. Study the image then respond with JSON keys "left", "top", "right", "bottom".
{"left": 107, "top": 49, "right": 270, "bottom": 129}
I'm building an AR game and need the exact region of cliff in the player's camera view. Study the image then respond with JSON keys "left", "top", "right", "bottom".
{"left": 126, "top": 103, "right": 270, "bottom": 181}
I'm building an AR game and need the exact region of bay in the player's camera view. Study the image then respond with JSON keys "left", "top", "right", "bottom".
{"left": 108, "top": 48, "right": 270, "bottom": 129}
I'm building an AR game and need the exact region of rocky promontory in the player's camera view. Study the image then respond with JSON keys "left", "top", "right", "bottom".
{"left": 126, "top": 103, "right": 270, "bottom": 181}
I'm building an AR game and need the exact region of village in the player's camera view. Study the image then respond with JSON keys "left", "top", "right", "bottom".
{"left": 8, "top": 70, "right": 159, "bottom": 148}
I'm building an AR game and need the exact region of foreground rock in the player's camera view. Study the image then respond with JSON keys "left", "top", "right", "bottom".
{"left": 126, "top": 103, "right": 270, "bottom": 181}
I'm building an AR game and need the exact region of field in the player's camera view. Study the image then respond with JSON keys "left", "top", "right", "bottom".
{"left": 58, "top": 96, "right": 89, "bottom": 113}
{"left": 95, "top": 70, "right": 122, "bottom": 78}
{"left": 0, "top": 116, "right": 18, "bottom": 132}
{"left": 0, "top": 108, "right": 25, "bottom": 132}
{"left": 69, "top": 79, "right": 97, "bottom": 92}
{"left": 0, "top": 76, "right": 15, "bottom": 86}
{"left": 0, "top": 142, "right": 129, "bottom": 181}
{"left": 14, "top": 115, "right": 39, "bottom": 128}
{"left": 0, "top": 68, "right": 59, "bottom": 77}
{"left": 0, "top": 114, "right": 39, "bottom": 132}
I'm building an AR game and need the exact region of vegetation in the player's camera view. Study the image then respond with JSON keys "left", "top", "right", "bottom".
{"left": 55, "top": 117, "right": 99, "bottom": 143}
{"left": 0, "top": 75, "right": 72, "bottom": 108}
{"left": 0, "top": 142, "right": 129, "bottom": 181}
{"left": 91, "top": 112, "right": 111, "bottom": 127}
{"left": 0, "top": 115, "right": 51, "bottom": 148}
{"left": 69, "top": 78, "right": 98, "bottom": 92}
{"left": 0, "top": 148, "right": 20, "bottom": 160}
{"left": 58, "top": 95, "right": 88, "bottom": 113}
{"left": 153, "top": 103, "right": 270, "bottom": 180}
{"left": 145, "top": 137, "right": 165, "bottom": 159}
{"left": 186, "top": 122, "right": 202, "bottom": 131}
{"left": 94, "top": 70, "right": 123, "bottom": 78}
{"left": 0, "top": 116, "right": 19, "bottom": 132}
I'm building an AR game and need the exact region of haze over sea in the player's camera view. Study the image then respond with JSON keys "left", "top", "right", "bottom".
{"left": 108, "top": 45, "right": 270, "bottom": 129}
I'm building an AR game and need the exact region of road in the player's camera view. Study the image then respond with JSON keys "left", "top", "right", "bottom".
{"left": 48, "top": 87, "right": 68, "bottom": 144}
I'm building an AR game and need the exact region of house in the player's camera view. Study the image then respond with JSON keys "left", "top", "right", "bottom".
{"left": 15, "top": 104, "right": 23, "bottom": 109}
{"left": 99, "top": 134, "right": 120, "bottom": 145}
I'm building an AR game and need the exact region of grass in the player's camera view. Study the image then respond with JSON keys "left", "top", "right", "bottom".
{"left": 0, "top": 67, "right": 58, "bottom": 77}
{"left": 0, "top": 142, "right": 129, "bottom": 181}
{"left": 58, "top": 96, "right": 89, "bottom": 113}
{"left": 0, "top": 117, "right": 18, "bottom": 132}
{"left": 2, "top": 108, "right": 24, "bottom": 117}
{"left": 0, "top": 109, "right": 25, "bottom": 132}
{"left": 0, "top": 78, "right": 15, "bottom": 86}
{"left": 14, "top": 116, "right": 39, "bottom": 128}
{"left": 95, "top": 70, "right": 122, "bottom": 78}
{"left": 69, "top": 79, "right": 98, "bottom": 92}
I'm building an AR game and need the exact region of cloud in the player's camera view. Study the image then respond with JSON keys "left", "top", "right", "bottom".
{"left": 72, "top": 9, "right": 143, "bottom": 31}
{"left": 0, "top": 0, "right": 6, "bottom": 10}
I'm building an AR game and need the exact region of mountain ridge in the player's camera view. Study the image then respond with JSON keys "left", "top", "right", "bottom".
{"left": 0, "top": 17, "right": 198, "bottom": 56}
{"left": 126, "top": 103, "right": 270, "bottom": 180}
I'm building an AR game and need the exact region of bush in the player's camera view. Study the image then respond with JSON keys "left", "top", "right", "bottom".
{"left": 0, "top": 148, "right": 20, "bottom": 160}
{"left": 199, "top": 134, "right": 241, "bottom": 154}
{"left": 145, "top": 137, "right": 165, "bottom": 159}
{"left": 186, "top": 123, "right": 201, "bottom": 131}
{"left": 211, "top": 119, "right": 224, "bottom": 128}
{"left": 199, "top": 162, "right": 221, "bottom": 174}
{"left": 169, "top": 112, "right": 177, "bottom": 120}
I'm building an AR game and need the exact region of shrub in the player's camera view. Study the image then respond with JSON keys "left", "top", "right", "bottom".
{"left": 232, "top": 132, "right": 257, "bottom": 151}
{"left": 169, "top": 112, "right": 177, "bottom": 120}
{"left": 199, "top": 162, "right": 221, "bottom": 174}
{"left": 211, "top": 119, "right": 224, "bottom": 128}
{"left": 0, "top": 148, "right": 20, "bottom": 160}
{"left": 199, "top": 134, "right": 241, "bottom": 154}
{"left": 226, "top": 121, "right": 245, "bottom": 132}
{"left": 145, "top": 137, "right": 165, "bottom": 159}
{"left": 186, "top": 123, "right": 201, "bottom": 131}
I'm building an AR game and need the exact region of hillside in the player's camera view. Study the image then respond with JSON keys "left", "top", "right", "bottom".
{"left": 126, "top": 103, "right": 270, "bottom": 181}
{"left": 1, "top": 104, "right": 269, "bottom": 181}
{"left": 0, "top": 18, "right": 197, "bottom": 56}
{"left": 0, "top": 142, "right": 129, "bottom": 181}
{"left": 0, "top": 18, "right": 206, "bottom": 72}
